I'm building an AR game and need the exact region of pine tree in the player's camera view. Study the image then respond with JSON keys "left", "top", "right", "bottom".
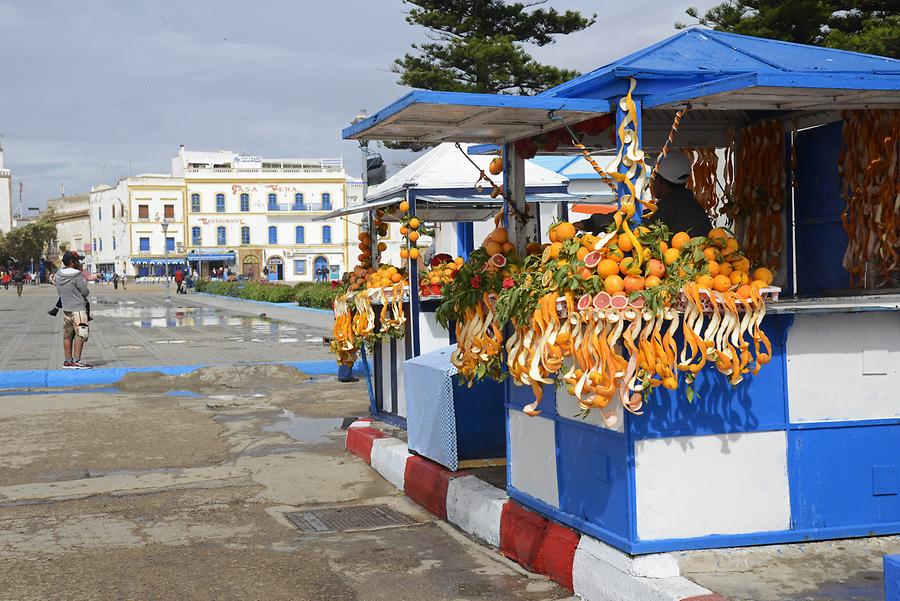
{"left": 677, "top": 1, "right": 900, "bottom": 59}
{"left": 393, "top": 0, "right": 596, "bottom": 95}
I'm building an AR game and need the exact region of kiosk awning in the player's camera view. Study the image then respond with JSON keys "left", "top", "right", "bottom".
{"left": 342, "top": 90, "right": 611, "bottom": 144}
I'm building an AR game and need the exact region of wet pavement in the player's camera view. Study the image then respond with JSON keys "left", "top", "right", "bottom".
{"left": 0, "top": 285, "right": 331, "bottom": 372}
{"left": 0, "top": 364, "right": 568, "bottom": 600}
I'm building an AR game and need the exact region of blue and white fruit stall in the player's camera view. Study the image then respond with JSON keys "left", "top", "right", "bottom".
{"left": 342, "top": 29, "right": 900, "bottom": 554}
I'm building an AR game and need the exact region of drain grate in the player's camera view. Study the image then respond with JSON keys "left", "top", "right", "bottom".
{"left": 285, "top": 504, "right": 415, "bottom": 533}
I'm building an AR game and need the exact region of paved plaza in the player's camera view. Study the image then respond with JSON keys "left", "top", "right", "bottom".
{"left": 0, "top": 283, "right": 332, "bottom": 372}
{"left": 0, "top": 285, "right": 569, "bottom": 600}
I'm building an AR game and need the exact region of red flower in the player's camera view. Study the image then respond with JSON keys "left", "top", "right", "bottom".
{"left": 470, "top": 275, "right": 481, "bottom": 288}
{"left": 502, "top": 277, "right": 514, "bottom": 289}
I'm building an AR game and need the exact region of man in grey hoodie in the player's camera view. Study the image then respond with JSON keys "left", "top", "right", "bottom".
{"left": 56, "top": 251, "right": 92, "bottom": 369}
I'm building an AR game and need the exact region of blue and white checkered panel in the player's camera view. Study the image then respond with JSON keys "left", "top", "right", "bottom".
{"left": 404, "top": 345, "right": 460, "bottom": 471}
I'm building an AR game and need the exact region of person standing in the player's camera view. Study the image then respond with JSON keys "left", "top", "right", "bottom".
{"left": 120, "top": 272, "right": 127, "bottom": 290}
{"left": 174, "top": 268, "right": 184, "bottom": 294}
{"left": 56, "top": 251, "right": 92, "bottom": 369}
{"left": 112, "top": 273, "right": 120, "bottom": 290}
{"left": 1, "top": 270, "right": 9, "bottom": 291}
{"left": 12, "top": 269, "right": 25, "bottom": 297}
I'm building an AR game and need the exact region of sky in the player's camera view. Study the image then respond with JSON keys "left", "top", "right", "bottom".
{"left": 0, "top": 0, "right": 718, "bottom": 210}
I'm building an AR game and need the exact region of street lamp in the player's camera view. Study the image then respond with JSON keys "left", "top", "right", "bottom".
{"left": 160, "top": 220, "right": 171, "bottom": 301}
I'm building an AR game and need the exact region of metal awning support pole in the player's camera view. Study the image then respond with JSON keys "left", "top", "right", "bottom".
{"left": 407, "top": 187, "right": 420, "bottom": 357}
{"left": 503, "top": 143, "right": 533, "bottom": 254}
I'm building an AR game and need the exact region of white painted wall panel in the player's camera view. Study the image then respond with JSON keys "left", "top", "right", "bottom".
{"left": 396, "top": 339, "right": 408, "bottom": 418}
{"left": 555, "top": 387, "right": 624, "bottom": 433}
{"left": 508, "top": 410, "right": 559, "bottom": 508}
{"left": 787, "top": 312, "right": 900, "bottom": 423}
{"left": 418, "top": 312, "right": 449, "bottom": 356}
{"left": 635, "top": 431, "right": 790, "bottom": 540}
{"left": 380, "top": 338, "right": 390, "bottom": 414}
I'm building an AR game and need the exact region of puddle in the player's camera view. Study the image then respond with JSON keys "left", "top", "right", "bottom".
{"left": 0, "top": 386, "right": 120, "bottom": 397}
{"left": 164, "top": 389, "right": 202, "bottom": 397}
{"left": 92, "top": 304, "right": 301, "bottom": 332}
{"left": 262, "top": 409, "right": 343, "bottom": 443}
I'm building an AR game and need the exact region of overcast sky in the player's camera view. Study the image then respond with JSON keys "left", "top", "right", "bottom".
{"left": 0, "top": 0, "right": 717, "bottom": 209}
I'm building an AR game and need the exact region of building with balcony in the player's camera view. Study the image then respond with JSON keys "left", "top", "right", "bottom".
{"left": 89, "top": 175, "right": 186, "bottom": 276}
{"left": 173, "top": 146, "right": 359, "bottom": 282}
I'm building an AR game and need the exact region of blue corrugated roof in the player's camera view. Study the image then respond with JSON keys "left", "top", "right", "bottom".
{"left": 542, "top": 28, "right": 900, "bottom": 100}
{"left": 529, "top": 155, "right": 581, "bottom": 173}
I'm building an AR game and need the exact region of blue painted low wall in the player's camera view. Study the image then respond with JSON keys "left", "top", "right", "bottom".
{"left": 886, "top": 555, "right": 900, "bottom": 601}
{"left": 0, "top": 359, "right": 363, "bottom": 390}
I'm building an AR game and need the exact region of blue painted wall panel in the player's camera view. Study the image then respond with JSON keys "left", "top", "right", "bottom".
{"left": 795, "top": 121, "right": 850, "bottom": 295}
{"left": 630, "top": 313, "right": 792, "bottom": 439}
{"left": 557, "top": 421, "right": 631, "bottom": 540}
{"left": 886, "top": 555, "right": 900, "bottom": 601}
{"left": 790, "top": 425, "right": 900, "bottom": 530}
{"left": 453, "top": 379, "right": 506, "bottom": 461}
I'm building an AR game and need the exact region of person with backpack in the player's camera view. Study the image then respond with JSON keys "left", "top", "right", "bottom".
{"left": 12, "top": 269, "right": 26, "bottom": 297}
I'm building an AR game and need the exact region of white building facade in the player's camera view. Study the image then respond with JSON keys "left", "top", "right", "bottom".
{"left": 173, "top": 147, "right": 359, "bottom": 282}
{"left": 0, "top": 147, "right": 12, "bottom": 234}
{"left": 47, "top": 193, "right": 92, "bottom": 264}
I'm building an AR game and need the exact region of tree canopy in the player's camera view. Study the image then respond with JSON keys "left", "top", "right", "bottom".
{"left": 0, "top": 212, "right": 57, "bottom": 271}
{"left": 677, "top": 1, "right": 900, "bottom": 58}
{"left": 393, "top": 0, "right": 596, "bottom": 95}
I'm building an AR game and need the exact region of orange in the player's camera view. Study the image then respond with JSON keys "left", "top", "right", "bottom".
{"left": 663, "top": 248, "right": 680, "bottom": 265}
{"left": 753, "top": 267, "right": 774, "bottom": 285}
{"left": 751, "top": 279, "right": 768, "bottom": 290}
{"left": 722, "top": 238, "right": 739, "bottom": 257}
{"left": 576, "top": 247, "right": 590, "bottom": 261}
{"left": 409, "top": 231, "right": 422, "bottom": 243}
{"left": 607, "top": 247, "right": 625, "bottom": 263}
{"left": 454, "top": 257, "right": 464, "bottom": 265}
{"left": 501, "top": 242, "right": 516, "bottom": 254}
{"left": 730, "top": 271, "right": 749, "bottom": 286}
{"left": 703, "top": 247, "right": 720, "bottom": 262}
{"left": 623, "top": 275, "right": 645, "bottom": 293}
{"left": 554, "top": 222, "right": 577, "bottom": 242}
{"left": 484, "top": 241, "right": 502, "bottom": 256}
{"left": 617, "top": 235, "right": 634, "bottom": 252}
{"left": 718, "top": 261, "right": 733, "bottom": 277}
{"left": 658, "top": 240, "right": 669, "bottom": 253}
{"left": 737, "top": 284, "right": 753, "bottom": 299}
{"left": 489, "top": 156, "right": 503, "bottom": 176}
{"left": 408, "top": 217, "right": 420, "bottom": 230}
{"left": 604, "top": 275, "right": 625, "bottom": 294}
{"left": 490, "top": 227, "right": 509, "bottom": 244}
{"left": 645, "top": 275, "right": 662, "bottom": 288}
{"left": 708, "top": 228, "right": 729, "bottom": 248}
{"left": 398, "top": 200, "right": 409, "bottom": 212}
{"left": 646, "top": 258, "right": 666, "bottom": 278}
{"left": 579, "top": 267, "right": 594, "bottom": 280}
{"left": 399, "top": 226, "right": 409, "bottom": 236}
{"left": 730, "top": 255, "right": 751, "bottom": 273}
{"left": 377, "top": 242, "right": 387, "bottom": 252}
{"left": 547, "top": 242, "right": 563, "bottom": 259}
{"left": 712, "top": 274, "right": 732, "bottom": 292}
{"left": 580, "top": 234, "right": 597, "bottom": 248}
{"left": 400, "top": 248, "right": 409, "bottom": 259}
{"left": 548, "top": 227, "right": 559, "bottom": 243}
{"left": 706, "top": 260, "right": 720, "bottom": 277}
{"left": 620, "top": 257, "right": 641, "bottom": 276}
{"left": 597, "top": 259, "right": 619, "bottom": 279}
{"left": 390, "top": 273, "right": 403, "bottom": 283}
{"left": 358, "top": 232, "right": 371, "bottom": 242}
{"left": 671, "top": 231, "right": 691, "bottom": 250}
{"left": 695, "top": 274, "right": 714, "bottom": 289}
{"left": 409, "top": 248, "right": 420, "bottom": 260}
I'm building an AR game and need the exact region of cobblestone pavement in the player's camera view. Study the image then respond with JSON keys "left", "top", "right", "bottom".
{"left": 0, "top": 283, "right": 333, "bottom": 372}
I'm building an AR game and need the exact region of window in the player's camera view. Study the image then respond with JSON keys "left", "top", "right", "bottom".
{"left": 99, "top": 238, "right": 103, "bottom": 252}
{"left": 191, "top": 193, "right": 200, "bottom": 213}
{"left": 294, "top": 259, "right": 306, "bottom": 275}
{"left": 322, "top": 225, "right": 331, "bottom": 244}
{"left": 322, "top": 192, "right": 332, "bottom": 210}
{"left": 192, "top": 226, "right": 201, "bottom": 246}
{"left": 216, "top": 193, "right": 225, "bottom": 213}
{"left": 240, "top": 193, "right": 249, "bottom": 212}
{"left": 295, "top": 226, "right": 305, "bottom": 244}
{"left": 166, "top": 237, "right": 175, "bottom": 252}
{"left": 268, "top": 193, "right": 277, "bottom": 210}
{"left": 112, "top": 236, "right": 116, "bottom": 250}
{"left": 241, "top": 226, "right": 250, "bottom": 245}
{"left": 268, "top": 226, "right": 277, "bottom": 244}
{"left": 97, "top": 207, "right": 102, "bottom": 221}
{"left": 138, "top": 204, "right": 149, "bottom": 219}
{"left": 139, "top": 237, "right": 150, "bottom": 252}
{"left": 217, "top": 226, "right": 226, "bottom": 246}
{"left": 164, "top": 204, "right": 174, "bottom": 219}
{"left": 294, "top": 193, "right": 304, "bottom": 210}
{"left": 111, "top": 205, "right": 115, "bottom": 219}
{"left": 93, "top": 239, "right": 97, "bottom": 253}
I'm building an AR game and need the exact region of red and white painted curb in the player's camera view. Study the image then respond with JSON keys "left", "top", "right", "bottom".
{"left": 345, "top": 421, "right": 727, "bottom": 601}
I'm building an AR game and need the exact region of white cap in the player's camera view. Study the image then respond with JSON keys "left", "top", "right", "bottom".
{"left": 656, "top": 153, "right": 692, "bottom": 184}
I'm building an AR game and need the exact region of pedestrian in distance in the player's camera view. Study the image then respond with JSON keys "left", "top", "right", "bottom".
{"left": 174, "top": 268, "right": 185, "bottom": 294}
{"left": 120, "top": 272, "right": 127, "bottom": 290}
{"left": 112, "top": 272, "right": 119, "bottom": 290}
{"left": 55, "top": 251, "right": 92, "bottom": 369}
{"left": 1, "top": 270, "right": 9, "bottom": 290}
{"left": 12, "top": 269, "right": 25, "bottom": 297}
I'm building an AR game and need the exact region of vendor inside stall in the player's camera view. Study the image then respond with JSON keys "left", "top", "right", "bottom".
{"left": 575, "top": 153, "right": 711, "bottom": 236}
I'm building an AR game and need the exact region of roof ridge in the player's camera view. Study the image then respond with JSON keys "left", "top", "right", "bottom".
{"left": 698, "top": 28, "right": 788, "bottom": 71}
{"left": 705, "top": 28, "right": 900, "bottom": 65}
